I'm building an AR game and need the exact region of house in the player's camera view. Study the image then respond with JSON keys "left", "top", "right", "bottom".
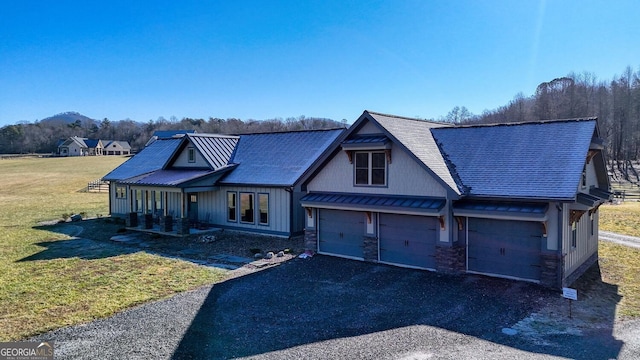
{"left": 102, "top": 129, "right": 344, "bottom": 237}
{"left": 57, "top": 136, "right": 91, "bottom": 156}
{"left": 57, "top": 136, "right": 129, "bottom": 156}
{"left": 102, "top": 140, "right": 132, "bottom": 155}
{"left": 299, "top": 111, "right": 611, "bottom": 288}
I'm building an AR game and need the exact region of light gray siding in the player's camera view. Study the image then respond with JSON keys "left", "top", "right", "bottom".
{"left": 562, "top": 203, "right": 599, "bottom": 277}
{"left": 109, "top": 183, "right": 129, "bottom": 217}
{"left": 173, "top": 146, "right": 209, "bottom": 167}
{"left": 307, "top": 142, "right": 447, "bottom": 197}
{"left": 210, "top": 186, "right": 293, "bottom": 236}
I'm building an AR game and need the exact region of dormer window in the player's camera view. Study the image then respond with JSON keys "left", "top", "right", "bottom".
{"left": 188, "top": 147, "right": 195, "bottom": 163}
{"left": 355, "top": 151, "right": 387, "bottom": 186}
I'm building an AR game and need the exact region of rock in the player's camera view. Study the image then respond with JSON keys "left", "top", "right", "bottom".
{"left": 265, "top": 252, "right": 274, "bottom": 259}
{"left": 277, "top": 251, "right": 284, "bottom": 257}
{"left": 199, "top": 235, "right": 216, "bottom": 243}
{"left": 501, "top": 328, "right": 518, "bottom": 336}
{"left": 254, "top": 253, "right": 264, "bottom": 259}
{"left": 70, "top": 214, "right": 82, "bottom": 222}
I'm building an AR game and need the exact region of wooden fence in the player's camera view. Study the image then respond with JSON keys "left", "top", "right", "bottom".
{"left": 87, "top": 180, "right": 109, "bottom": 193}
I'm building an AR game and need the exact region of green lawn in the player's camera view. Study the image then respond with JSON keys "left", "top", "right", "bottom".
{"left": 0, "top": 157, "right": 226, "bottom": 341}
{"left": 599, "top": 202, "right": 640, "bottom": 319}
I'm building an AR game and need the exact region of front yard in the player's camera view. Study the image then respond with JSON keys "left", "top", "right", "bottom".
{"left": 0, "top": 157, "right": 227, "bottom": 341}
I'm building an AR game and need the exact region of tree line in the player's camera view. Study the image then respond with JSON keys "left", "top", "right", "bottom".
{"left": 0, "top": 115, "right": 346, "bottom": 154}
{"left": 442, "top": 65, "right": 640, "bottom": 177}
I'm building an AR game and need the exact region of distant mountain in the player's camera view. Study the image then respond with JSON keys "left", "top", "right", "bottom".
{"left": 40, "top": 111, "right": 95, "bottom": 125}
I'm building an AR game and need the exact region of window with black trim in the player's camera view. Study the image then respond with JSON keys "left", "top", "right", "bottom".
{"left": 135, "top": 190, "right": 142, "bottom": 213}
{"left": 227, "top": 192, "right": 237, "bottom": 222}
{"left": 355, "top": 151, "right": 386, "bottom": 185}
{"left": 116, "top": 186, "right": 127, "bottom": 199}
{"left": 240, "top": 192, "right": 254, "bottom": 223}
{"left": 571, "top": 222, "right": 577, "bottom": 248}
{"left": 188, "top": 147, "right": 195, "bottom": 163}
{"left": 258, "top": 193, "right": 269, "bottom": 225}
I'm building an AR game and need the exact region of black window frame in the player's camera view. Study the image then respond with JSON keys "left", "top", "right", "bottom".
{"left": 227, "top": 192, "right": 237, "bottom": 222}
{"left": 258, "top": 193, "right": 269, "bottom": 226}
{"left": 240, "top": 192, "right": 254, "bottom": 224}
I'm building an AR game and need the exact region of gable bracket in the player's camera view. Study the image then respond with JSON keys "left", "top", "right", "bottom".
{"left": 305, "top": 207, "right": 312, "bottom": 218}
{"left": 570, "top": 210, "right": 586, "bottom": 225}
{"left": 345, "top": 150, "right": 353, "bottom": 164}
{"left": 365, "top": 211, "right": 372, "bottom": 224}
{"left": 455, "top": 216, "right": 464, "bottom": 231}
{"left": 385, "top": 149, "right": 392, "bottom": 164}
{"left": 586, "top": 150, "right": 598, "bottom": 164}
{"left": 438, "top": 216, "right": 446, "bottom": 230}
{"left": 541, "top": 221, "right": 548, "bottom": 237}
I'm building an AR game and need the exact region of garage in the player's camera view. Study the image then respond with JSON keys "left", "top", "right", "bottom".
{"left": 467, "top": 218, "right": 543, "bottom": 281}
{"left": 318, "top": 209, "right": 364, "bottom": 259}
{"left": 379, "top": 213, "right": 438, "bottom": 269}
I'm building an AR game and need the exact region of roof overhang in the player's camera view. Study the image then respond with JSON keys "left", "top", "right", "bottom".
{"left": 453, "top": 200, "right": 548, "bottom": 221}
{"left": 119, "top": 165, "right": 235, "bottom": 188}
{"left": 301, "top": 192, "right": 446, "bottom": 216}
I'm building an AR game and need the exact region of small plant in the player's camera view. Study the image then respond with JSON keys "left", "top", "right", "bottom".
{"left": 61, "top": 213, "right": 70, "bottom": 221}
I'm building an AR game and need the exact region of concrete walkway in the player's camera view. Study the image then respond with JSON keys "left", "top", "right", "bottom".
{"left": 599, "top": 230, "right": 640, "bottom": 249}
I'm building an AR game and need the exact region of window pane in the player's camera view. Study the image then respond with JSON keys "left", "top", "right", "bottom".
{"left": 228, "top": 192, "right": 237, "bottom": 221}
{"left": 355, "top": 152, "right": 368, "bottom": 168}
{"left": 258, "top": 194, "right": 269, "bottom": 225}
{"left": 188, "top": 148, "right": 195, "bottom": 162}
{"left": 240, "top": 193, "right": 254, "bottom": 223}
{"left": 356, "top": 169, "right": 369, "bottom": 184}
{"left": 372, "top": 152, "right": 385, "bottom": 168}
{"left": 372, "top": 169, "right": 385, "bottom": 185}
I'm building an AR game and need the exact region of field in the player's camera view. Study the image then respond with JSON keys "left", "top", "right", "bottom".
{"left": 0, "top": 156, "right": 226, "bottom": 341}
{"left": 599, "top": 202, "right": 640, "bottom": 318}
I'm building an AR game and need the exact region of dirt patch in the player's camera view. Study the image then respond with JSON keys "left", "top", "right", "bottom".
{"left": 510, "top": 263, "right": 621, "bottom": 344}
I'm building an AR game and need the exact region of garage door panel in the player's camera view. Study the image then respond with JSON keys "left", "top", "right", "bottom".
{"left": 468, "top": 218, "right": 542, "bottom": 281}
{"left": 379, "top": 214, "right": 437, "bottom": 269}
{"left": 318, "top": 210, "right": 364, "bottom": 259}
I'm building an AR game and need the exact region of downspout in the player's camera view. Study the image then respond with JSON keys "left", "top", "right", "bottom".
{"left": 557, "top": 202, "right": 564, "bottom": 286}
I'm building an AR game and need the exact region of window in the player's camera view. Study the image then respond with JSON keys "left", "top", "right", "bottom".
{"left": 355, "top": 151, "right": 386, "bottom": 186}
{"left": 258, "top": 193, "right": 269, "bottom": 225}
{"left": 590, "top": 213, "right": 595, "bottom": 236}
{"left": 240, "top": 193, "right": 254, "bottom": 223}
{"left": 581, "top": 166, "right": 587, "bottom": 189}
{"left": 227, "top": 192, "right": 237, "bottom": 222}
{"left": 135, "top": 190, "right": 142, "bottom": 213}
{"left": 155, "top": 191, "right": 163, "bottom": 213}
{"left": 116, "top": 186, "right": 127, "bottom": 199}
{"left": 571, "top": 222, "right": 577, "bottom": 248}
{"left": 188, "top": 147, "right": 195, "bottom": 163}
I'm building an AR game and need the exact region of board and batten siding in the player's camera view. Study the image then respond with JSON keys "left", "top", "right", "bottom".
{"left": 562, "top": 203, "right": 599, "bottom": 277}
{"left": 109, "top": 182, "right": 129, "bottom": 217}
{"left": 173, "top": 146, "right": 209, "bottom": 167}
{"left": 307, "top": 142, "right": 447, "bottom": 197}
{"left": 205, "top": 186, "right": 293, "bottom": 236}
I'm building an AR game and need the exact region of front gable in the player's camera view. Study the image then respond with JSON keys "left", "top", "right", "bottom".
{"left": 306, "top": 112, "right": 450, "bottom": 198}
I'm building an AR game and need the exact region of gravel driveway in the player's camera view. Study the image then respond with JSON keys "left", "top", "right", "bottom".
{"left": 32, "top": 255, "right": 638, "bottom": 359}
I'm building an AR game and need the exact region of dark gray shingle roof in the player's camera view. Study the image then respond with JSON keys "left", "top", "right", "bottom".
{"left": 431, "top": 119, "right": 597, "bottom": 200}
{"left": 220, "top": 129, "right": 345, "bottom": 186}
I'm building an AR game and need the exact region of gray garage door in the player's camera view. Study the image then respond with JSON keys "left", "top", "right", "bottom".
{"left": 318, "top": 209, "right": 364, "bottom": 259}
{"left": 379, "top": 214, "right": 438, "bottom": 269}
{"left": 467, "top": 218, "right": 542, "bottom": 281}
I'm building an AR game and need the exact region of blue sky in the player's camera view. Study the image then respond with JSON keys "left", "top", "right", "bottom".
{"left": 1, "top": 0, "right": 639, "bottom": 126}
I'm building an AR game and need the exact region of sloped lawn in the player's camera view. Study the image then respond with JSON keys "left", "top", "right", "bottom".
{"left": 0, "top": 157, "right": 226, "bottom": 341}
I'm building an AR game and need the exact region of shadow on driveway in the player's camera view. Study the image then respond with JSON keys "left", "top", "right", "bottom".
{"left": 173, "top": 255, "right": 623, "bottom": 359}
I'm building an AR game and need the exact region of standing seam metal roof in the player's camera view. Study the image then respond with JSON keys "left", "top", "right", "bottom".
{"left": 186, "top": 134, "right": 239, "bottom": 170}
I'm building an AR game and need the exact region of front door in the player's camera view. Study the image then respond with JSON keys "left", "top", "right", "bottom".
{"left": 188, "top": 194, "right": 198, "bottom": 222}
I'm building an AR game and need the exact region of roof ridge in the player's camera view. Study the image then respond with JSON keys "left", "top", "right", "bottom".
{"left": 188, "top": 133, "right": 240, "bottom": 139}
{"left": 449, "top": 117, "right": 598, "bottom": 129}
{"left": 365, "top": 110, "right": 450, "bottom": 126}
{"left": 235, "top": 128, "right": 346, "bottom": 136}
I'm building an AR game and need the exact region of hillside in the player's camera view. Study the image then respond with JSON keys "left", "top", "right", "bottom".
{"left": 40, "top": 111, "right": 95, "bottom": 125}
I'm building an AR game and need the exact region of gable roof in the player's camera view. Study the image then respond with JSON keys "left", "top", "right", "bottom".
{"left": 431, "top": 119, "right": 597, "bottom": 200}
{"left": 103, "top": 140, "right": 131, "bottom": 150}
{"left": 153, "top": 130, "right": 196, "bottom": 139}
{"left": 180, "top": 134, "right": 239, "bottom": 169}
{"left": 348, "top": 111, "right": 461, "bottom": 196}
{"left": 220, "top": 129, "right": 345, "bottom": 186}
{"left": 102, "top": 138, "right": 182, "bottom": 181}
